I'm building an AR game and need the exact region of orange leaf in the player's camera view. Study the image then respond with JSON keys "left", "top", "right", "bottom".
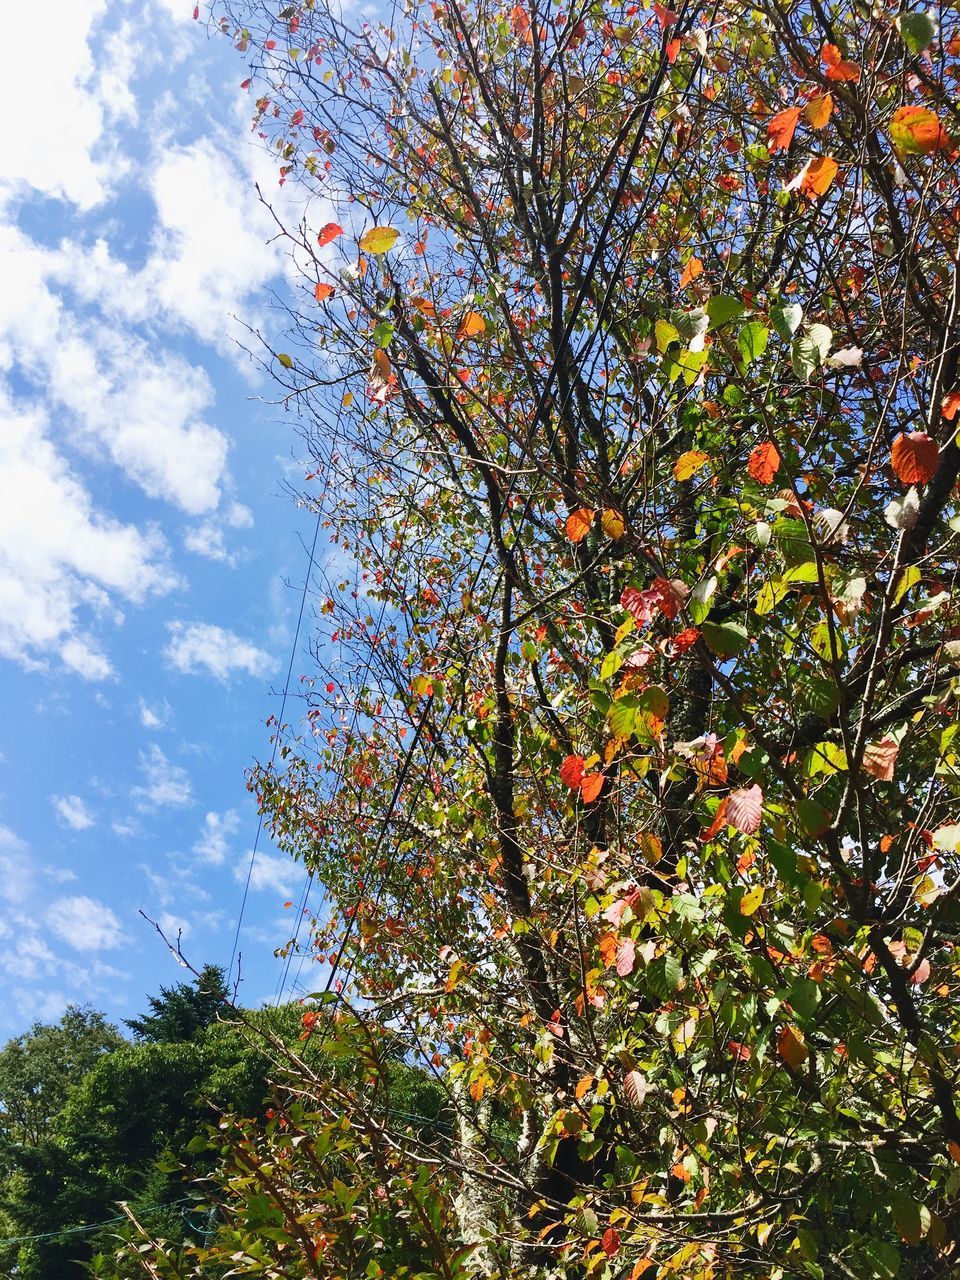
{"left": 777, "top": 1024, "right": 809, "bottom": 1068}
{"left": 456, "top": 310, "right": 486, "bottom": 340}
{"left": 942, "top": 391, "right": 960, "bottom": 421}
{"left": 821, "top": 42, "right": 860, "bottom": 82}
{"left": 891, "top": 105, "right": 950, "bottom": 155}
{"left": 411, "top": 296, "right": 436, "bottom": 316}
{"left": 863, "top": 736, "right": 899, "bottom": 782}
{"left": 804, "top": 93, "right": 834, "bottom": 129}
{"left": 679, "top": 255, "right": 703, "bottom": 289}
{"left": 575, "top": 1075, "right": 594, "bottom": 1099}
{"left": 599, "top": 933, "right": 618, "bottom": 967}
{"left": 949, "top": 1140, "right": 960, "bottom": 1163}
{"left": 891, "top": 431, "right": 939, "bottom": 484}
{"left": 317, "top": 222, "right": 343, "bottom": 246}
{"left": 665, "top": 37, "right": 681, "bottom": 62}
{"left": 314, "top": 282, "right": 335, "bottom": 302}
{"left": 747, "top": 440, "right": 781, "bottom": 484}
{"left": 560, "top": 754, "right": 585, "bottom": 789}
{"left": 580, "top": 772, "right": 604, "bottom": 804}
{"left": 801, "top": 155, "right": 839, "bottom": 198}
{"left": 767, "top": 106, "right": 801, "bottom": 153}
{"left": 566, "top": 508, "right": 594, "bottom": 542}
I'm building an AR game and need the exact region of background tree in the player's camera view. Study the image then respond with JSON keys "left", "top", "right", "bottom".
{"left": 110, "top": 0, "right": 960, "bottom": 1276}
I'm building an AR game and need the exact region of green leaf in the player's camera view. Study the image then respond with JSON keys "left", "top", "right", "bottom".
{"left": 689, "top": 574, "right": 718, "bottom": 624}
{"left": 600, "top": 649, "right": 624, "bottom": 681}
{"left": 701, "top": 621, "right": 749, "bottom": 658}
{"left": 609, "top": 696, "right": 639, "bottom": 738}
{"left": 706, "top": 295, "right": 745, "bottom": 328}
{"left": 738, "top": 322, "right": 769, "bottom": 365}
{"left": 792, "top": 324, "right": 832, "bottom": 381}
{"left": 797, "top": 796, "right": 832, "bottom": 837}
{"left": 770, "top": 301, "right": 803, "bottom": 340}
{"left": 755, "top": 577, "right": 789, "bottom": 615}
{"left": 896, "top": 9, "right": 937, "bottom": 54}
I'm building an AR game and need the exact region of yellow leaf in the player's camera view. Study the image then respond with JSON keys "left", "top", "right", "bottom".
{"left": 601, "top": 508, "right": 626, "bottom": 539}
{"left": 277, "top": 352, "right": 294, "bottom": 369}
{"left": 674, "top": 449, "right": 709, "bottom": 481}
{"left": 456, "top": 310, "right": 486, "bottom": 340}
{"left": 359, "top": 225, "right": 399, "bottom": 253}
{"left": 803, "top": 93, "right": 833, "bottom": 129}
{"left": 740, "top": 885, "right": 765, "bottom": 916}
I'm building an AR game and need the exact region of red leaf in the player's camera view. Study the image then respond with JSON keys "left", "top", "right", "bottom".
{"left": 580, "top": 772, "right": 604, "bottom": 804}
{"left": 670, "top": 627, "right": 700, "bottom": 655}
{"left": 291, "top": 109, "right": 304, "bottom": 126}
{"left": 601, "top": 1227, "right": 621, "bottom": 1258}
{"left": 665, "top": 37, "right": 681, "bottom": 62}
{"left": 891, "top": 432, "right": 939, "bottom": 485}
{"left": 193, "top": 3, "right": 199, "bottom": 16}
{"left": 317, "top": 222, "right": 344, "bottom": 247}
{"left": 767, "top": 106, "right": 801, "bottom": 153}
{"left": 747, "top": 440, "right": 781, "bottom": 485}
{"left": 653, "top": 2, "right": 677, "bottom": 29}
{"left": 621, "top": 585, "right": 657, "bottom": 626}
{"left": 726, "top": 784, "right": 763, "bottom": 835}
{"left": 560, "top": 755, "right": 585, "bottom": 789}
{"left": 942, "top": 391, "right": 960, "bottom": 421}
{"left": 616, "top": 937, "right": 636, "bottom": 977}
{"left": 911, "top": 957, "right": 931, "bottom": 986}
{"left": 651, "top": 576, "right": 689, "bottom": 619}
{"left": 702, "top": 797, "right": 729, "bottom": 841}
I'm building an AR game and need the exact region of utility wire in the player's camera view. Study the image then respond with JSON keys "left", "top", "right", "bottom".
{"left": 229, "top": 506, "right": 323, "bottom": 984}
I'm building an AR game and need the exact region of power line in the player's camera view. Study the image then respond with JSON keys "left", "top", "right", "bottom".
{"left": 229, "top": 506, "right": 324, "bottom": 984}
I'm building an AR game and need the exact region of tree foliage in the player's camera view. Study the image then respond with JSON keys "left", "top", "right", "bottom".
{"left": 112, "top": 0, "right": 960, "bottom": 1275}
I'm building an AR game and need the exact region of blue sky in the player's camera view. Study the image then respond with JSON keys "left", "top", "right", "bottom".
{"left": 0, "top": 0, "right": 334, "bottom": 1036}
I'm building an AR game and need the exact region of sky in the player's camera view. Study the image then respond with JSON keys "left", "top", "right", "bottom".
{"left": 0, "top": 0, "right": 335, "bottom": 1037}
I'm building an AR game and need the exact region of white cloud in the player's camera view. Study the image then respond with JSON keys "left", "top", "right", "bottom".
{"left": 157, "top": 911, "right": 191, "bottom": 941}
{"left": 235, "top": 851, "right": 295, "bottom": 898}
{"left": 0, "top": 394, "right": 177, "bottom": 678}
{"left": 52, "top": 794, "right": 95, "bottom": 831}
{"left": 138, "top": 697, "right": 171, "bottom": 729}
{"left": 45, "top": 894, "right": 125, "bottom": 951}
{"left": 132, "top": 744, "right": 193, "bottom": 811}
{"left": 0, "top": 826, "right": 32, "bottom": 905}
{"left": 0, "top": 0, "right": 115, "bottom": 211}
{"left": 165, "top": 621, "right": 272, "bottom": 680}
{"left": 184, "top": 521, "right": 233, "bottom": 563}
{"left": 193, "top": 810, "right": 240, "bottom": 866}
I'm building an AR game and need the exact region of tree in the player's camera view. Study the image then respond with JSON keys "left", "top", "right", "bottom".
{"left": 125, "top": 966, "right": 228, "bottom": 1044}
{"left": 112, "top": 0, "right": 960, "bottom": 1276}
{"left": 0, "top": 1007, "right": 121, "bottom": 1148}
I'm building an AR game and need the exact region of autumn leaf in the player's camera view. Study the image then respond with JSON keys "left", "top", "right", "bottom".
{"left": 616, "top": 937, "right": 636, "bottom": 977}
{"left": 623, "top": 1069, "right": 647, "bottom": 1105}
{"left": 679, "top": 255, "right": 703, "bottom": 288}
{"left": 740, "top": 885, "right": 765, "bottom": 916}
{"left": 767, "top": 106, "right": 801, "bottom": 153}
{"left": 942, "top": 391, "right": 960, "bottom": 421}
{"left": 314, "top": 282, "right": 335, "bottom": 302}
{"left": 601, "top": 508, "right": 626, "bottom": 539}
{"left": 359, "top": 225, "right": 400, "bottom": 253}
{"left": 777, "top": 1025, "right": 809, "bottom": 1068}
{"left": 821, "top": 42, "right": 860, "bottom": 82}
{"left": 747, "top": 440, "right": 780, "bottom": 484}
{"left": 674, "top": 449, "right": 709, "bottom": 481}
{"left": 580, "top": 772, "right": 604, "bottom": 803}
{"left": 566, "top": 508, "right": 594, "bottom": 542}
{"left": 803, "top": 94, "right": 833, "bottom": 129}
{"left": 891, "top": 106, "right": 950, "bottom": 155}
{"left": 455, "top": 310, "right": 486, "bottom": 340}
{"left": 653, "top": 2, "right": 677, "bottom": 29}
{"left": 801, "top": 155, "right": 839, "bottom": 198}
{"left": 601, "top": 1227, "right": 621, "bottom": 1258}
{"left": 317, "top": 222, "right": 343, "bottom": 246}
{"left": 891, "top": 431, "right": 939, "bottom": 484}
{"left": 369, "top": 348, "right": 393, "bottom": 402}
{"left": 863, "top": 737, "right": 899, "bottom": 782}
{"left": 727, "top": 784, "right": 763, "bottom": 835}
{"left": 560, "top": 754, "right": 585, "bottom": 789}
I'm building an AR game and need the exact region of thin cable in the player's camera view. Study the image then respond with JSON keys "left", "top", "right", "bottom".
{"left": 229, "top": 506, "right": 324, "bottom": 983}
